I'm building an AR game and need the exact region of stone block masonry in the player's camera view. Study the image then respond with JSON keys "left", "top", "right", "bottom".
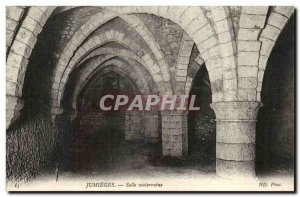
{"left": 161, "top": 111, "right": 188, "bottom": 157}
{"left": 211, "top": 101, "right": 262, "bottom": 178}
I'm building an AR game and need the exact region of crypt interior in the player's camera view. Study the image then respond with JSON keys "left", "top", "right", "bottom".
{"left": 6, "top": 6, "right": 294, "bottom": 183}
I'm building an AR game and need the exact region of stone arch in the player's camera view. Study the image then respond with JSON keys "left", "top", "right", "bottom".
{"left": 174, "top": 32, "right": 194, "bottom": 94}
{"left": 256, "top": 6, "right": 294, "bottom": 101}
{"left": 76, "top": 64, "right": 143, "bottom": 112}
{"left": 52, "top": 6, "right": 233, "bottom": 104}
{"left": 107, "top": 6, "right": 234, "bottom": 101}
{"left": 236, "top": 6, "right": 269, "bottom": 102}
{"left": 70, "top": 55, "right": 154, "bottom": 110}
{"left": 208, "top": 6, "right": 238, "bottom": 102}
{"left": 76, "top": 48, "right": 158, "bottom": 93}
{"left": 76, "top": 57, "right": 152, "bottom": 95}
{"left": 7, "top": 7, "right": 55, "bottom": 97}
{"left": 119, "top": 14, "right": 171, "bottom": 83}
{"left": 52, "top": 14, "right": 174, "bottom": 108}
{"left": 78, "top": 47, "right": 144, "bottom": 66}
{"left": 6, "top": 6, "right": 55, "bottom": 127}
{"left": 185, "top": 55, "right": 205, "bottom": 95}
{"left": 5, "top": 7, "right": 234, "bottom": 126}
{"left": 6, "top": 6, "right": 26, "bottom": 51}
{"left": 74, "top": 47, "right": 158, "bottom": 93}
{"left": 52, "top": 30, "right": 167, "bottom": 109}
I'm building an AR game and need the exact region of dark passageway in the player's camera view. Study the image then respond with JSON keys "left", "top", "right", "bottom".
{"left": 188, "top": 65, "right": 216, "bottom": 168}
{"left": 256, "top": 15, "right": 295, "bottom": 176}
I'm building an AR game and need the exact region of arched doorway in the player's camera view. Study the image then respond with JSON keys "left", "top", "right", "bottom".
{"left": 188, "top": 65, "right": 216, "bottom": 172}
{"left": 256, "top": 15, "right": 295, "bottom": 176}
{"left": 73, "top": 71, "right": 139, "bottom": 172}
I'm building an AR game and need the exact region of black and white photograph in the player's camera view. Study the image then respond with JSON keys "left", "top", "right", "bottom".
{"left": 4, "top": 4, "right": 296, "bottom": 192}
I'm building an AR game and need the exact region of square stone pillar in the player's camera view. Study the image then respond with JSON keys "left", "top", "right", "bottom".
{"left": 161, "top": 111, "right": 188, "bottom": 157}
{"left": 210, "top": 101, "right": 262, "bottom": 179}
{"left": 125, "top": 111, "right": 144, "bottom": 141}
{"left": 143, "top": 111, "right": 160, "bottom": 143}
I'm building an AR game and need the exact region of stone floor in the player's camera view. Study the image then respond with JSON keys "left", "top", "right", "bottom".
{"left": 66, "top": 138, "right": 215, "bottom": 178}
{"left": 8, "top": 139, "right": 294, "bottom": 191}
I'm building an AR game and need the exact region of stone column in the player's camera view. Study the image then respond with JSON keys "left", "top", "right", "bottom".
{"left": 125, "top": 111, "right": 144, "bottom": 141}
{"left": 143, "top": 111, "right": 160, "bottom": 143}
{"left": 161, "top": 111, "right": 188, "bottom": 157}
{"left": 210, "top": 101, "right": 262, "bottom": 178}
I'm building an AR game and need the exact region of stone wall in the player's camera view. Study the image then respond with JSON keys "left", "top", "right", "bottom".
{"left": 125, "top": 111, "right": 160, "bottom": 143}
{"left": 136, "top": 14, "right": 183, "bottom": 69}
{"left": 188, "top": 111, "right": 216, "bottom": 161}
{"left": 6, "top": 24, "right": 71, "bottom": 181}
{"left": 6, "top": 109, "right": 72, "bottom": 181}
{"left": 79, "top": 113, "right": 125, "bottom": 137}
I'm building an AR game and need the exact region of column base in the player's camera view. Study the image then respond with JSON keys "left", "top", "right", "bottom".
{"left": 216, "top": 159, "right": 255, "bottom": 178}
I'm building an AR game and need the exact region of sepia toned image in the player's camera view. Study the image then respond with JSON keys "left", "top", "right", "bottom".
{"left": 6, "top": 6, "right": 295, "bottom": 192}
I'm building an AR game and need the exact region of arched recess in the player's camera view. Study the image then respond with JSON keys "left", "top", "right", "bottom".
{"left": 256, "top": 12, "right": 295, "bottom": 175}
{"left": 72, "top": 67, "right": 142, "bottom": 171}
{"left": 52, "top": 29, "right": 168, "bottom": 111}
{"left": 182, "top": 42, "right": 216, "bottom": 166}
{"left": 66, "top": 56, "right": 155, "bottom": 111}
{"left": 52, "top": 6, "right": 232, "bottom": 105}
{"left": 256, "top": 6, "right": 294, "bottom": 101}
{"left": 7, "top": 6, "right": 236, "bottom": 128}
{"left": 51, "top": 14, "right": 174, "bottom": 109}
{"left": 76, "top": 65, "right": 142, "bottom": 112}
{"left": 188, "top": 63, "right": 216, "bottom": 168}
{"left": 74, "top": 47, "right": 158, "bottom": 94}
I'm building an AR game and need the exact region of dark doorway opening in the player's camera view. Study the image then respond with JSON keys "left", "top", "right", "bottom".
{"left": 256, "top": 15, "right": 295, "bottom": 176}
{"left": 188, "top": 65, "right": 216, "bottom": 170}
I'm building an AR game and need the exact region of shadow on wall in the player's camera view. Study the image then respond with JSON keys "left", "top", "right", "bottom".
{"left": 6, "top": 25, "right": 64, "bottom": 182}
{"left": 6, "top": 108, "right": 59, "bottom": 182}
{"left": 188, "top": 66, "right": 216, "bottom": 166}
{"left": 256, "top": 14, "right": 295, "bottom": 175}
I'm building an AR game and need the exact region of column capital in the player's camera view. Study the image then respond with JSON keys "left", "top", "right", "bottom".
{"left": 143, "top": 110, "right": 159, "bottom": 115}
{"left": 211, "top": 101, "right": 262, "bottom": 178}
{"left": 51, "top": 107, "right": 64, "bottom": 115}
{"left": 65, "top": 109, "right": 78, "bottom": 121}
{"left": 210, "top": 101, "right": 263, "bottom": 121}
{"left": 51, "top": 107, "right": 64, "bottom": 124}
{"left": 161, "top": 110, "right": 188, "bottom": 116}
